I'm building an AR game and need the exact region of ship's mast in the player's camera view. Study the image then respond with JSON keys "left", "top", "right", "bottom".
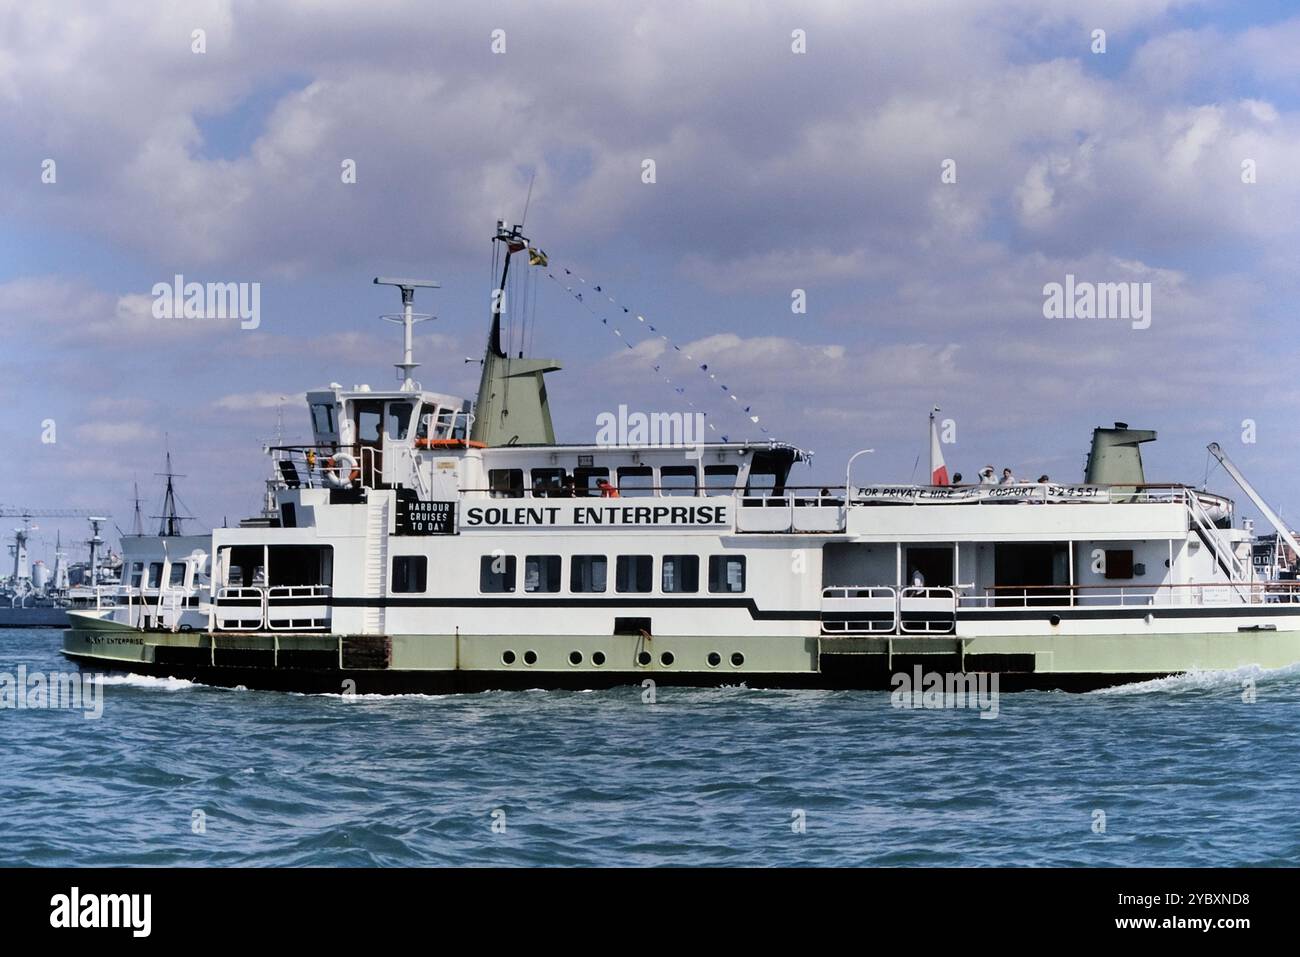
{"left": 130, "top": 481, "right": 145, "bottom": 536}
{"left": 374, "top": 277, "right": 439, "bottom": 392}
{"left": 153, "top": 450, "right": 187, "bottom": 537}
{"left": 469, "top": 221, "right": 561, "bottom": 446}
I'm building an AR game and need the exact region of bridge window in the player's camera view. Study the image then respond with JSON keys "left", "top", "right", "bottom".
{"left": 571, "top": 555, "right": 607, "bottom": 592}
{"left": 392, "top": 555, "right": 427, "bottom": 593}
{"left": 525, "top": 555, "right": 562, "bottom": 593}
{"left": 709, "top": 555, "right": 746, "bottom": 593}
{"left": 147, "top": 562, "right": 163, "bottom": 588}
{"left": 130, "top": 562, "right": 144, "bottom": 588}
{"left": 661, "top": 466, "right": 698, "bottom": 496}
{"left": 356, "top": 405, "right": 383, "bottom": 443}
{"left": 480, "top": 554, "right": 517, "bottom": 593}
{"left": 310, "top": 403, "right": 337, "bottom": 435}
{"left": 169, "top": 563, "right": 187, "bottom": 587}
{"left": 662, "top": 555, "right": 699, "bottom": 593}
{"left": 616, "top": 555, "right": 654, "bottom": 593}
{"left": 386, "top": 401, "right": 414, "bottom": 440}
{"left": 616, "top": 466, "right": 653, "bottom": 497}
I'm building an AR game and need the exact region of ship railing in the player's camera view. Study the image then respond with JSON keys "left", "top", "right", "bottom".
{"left": 266, "top": 444, "right": 338, "bottom": 490}
{"left": 958, "top": 580, "right": 1299, "bottom": 609}
{"left": 821, "top": 586, "right": 898, "bottom": 634}
{"left": 899, "top": 586, "right": 958, "bottom": 634}
{"left": 844, "top": 482, "right": 1214, "bottom": 506}
{"left": 215, "top": 585, "right": 267, "bottom": 631}
{"left": 265, "top": 585, "right": 332, "bottom": 632}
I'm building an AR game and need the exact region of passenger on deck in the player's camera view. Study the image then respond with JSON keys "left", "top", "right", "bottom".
{"left": 978, "top": 466, "right": 996, "bottom": 485}
{"left": 1036, "top": 474, "right": 1050, "bottom": 484}
{"left": 911, "top": 568, "right": 926, "bottom": 588}
{"left": 951, "top": 472, "right": 963, "bottom": 485}
{"left": 1000, "top": 468, "right": 1017, "bottom": 485}
{"left": 597, "top": 478, "right": 620, "bottom": 498}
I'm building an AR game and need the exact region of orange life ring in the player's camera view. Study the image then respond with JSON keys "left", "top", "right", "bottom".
{"left": 324, "top": 453, "right": 360, "bottom": 484}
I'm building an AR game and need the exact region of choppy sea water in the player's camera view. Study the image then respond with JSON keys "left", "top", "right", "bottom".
{"left": 2, "top": 627, "right": 1298, "bottom": 866}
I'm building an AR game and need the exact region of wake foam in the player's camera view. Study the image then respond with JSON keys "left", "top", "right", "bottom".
{"left": 1089, "top": 661, "right": 1300, "bottom": 696}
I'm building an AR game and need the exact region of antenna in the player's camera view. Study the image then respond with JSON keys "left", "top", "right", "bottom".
{"left": 520, "top": 170, "right": 536, "bottom": 227}
{"left": 374, "top": 277, "right": 439, "bottom": 392}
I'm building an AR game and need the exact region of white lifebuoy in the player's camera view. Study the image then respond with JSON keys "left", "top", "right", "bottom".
{"left": 324, "top": 452, "right": 360, "bottom": 488}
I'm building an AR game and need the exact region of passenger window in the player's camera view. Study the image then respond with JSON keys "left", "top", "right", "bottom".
{"left": 574, "top": 467, "right": 610, "bottom": 497}
{"left": 616, "top": 555, "right": 654, "bottom": 593}
{"left": 524, "top": 555, "right": 562, "bottom": 593}
{"left": 392, "top": 555, "right": 428, "bottom": 593}
{"left": 571, "top": 555, "right": 608, "bottom": 593}
{"left": 489, "top": 469, "right": 524, "bottom": 498}
{"left": 704, "top": 465, "right": 739, "bottom": 495}
{"left": 530, "top": 468, "right": 567, "bottom": 497}
{"left": 616, "top": 466, "right": 654, "bottom": 497}
{"left": 662, "top": 555, "right": 699, "bottom": 593}
{"left": 480, "top": 554, "right": 517, "bottom": 593}
{"left": 709, "top": 555, "right": 746, "bottom": 593}
{"left": 660, "top": 466, "right": 698, "bottom": 496}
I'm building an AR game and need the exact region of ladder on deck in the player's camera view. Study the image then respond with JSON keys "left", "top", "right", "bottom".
{"left": 1185, "top": 490, "right": 1249, "bottom": 590}
{"left": 363, "top": 497, "right": 389, "bottom": 634}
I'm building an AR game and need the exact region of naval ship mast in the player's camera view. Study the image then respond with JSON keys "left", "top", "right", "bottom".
{"left": 152, "top": 450, "right": 190, "bottom": 537}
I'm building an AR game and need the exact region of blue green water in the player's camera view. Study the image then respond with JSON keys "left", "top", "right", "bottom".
{"left": 2, "top": 627, "right": 1298, "bottom": 866}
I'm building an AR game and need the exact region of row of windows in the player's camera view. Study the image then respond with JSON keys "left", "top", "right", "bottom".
{"left": 390, "top": 554, "right": 746, "bottom": 595}
{"left": 489, "top": 464, "right": 778, "bottom": 498}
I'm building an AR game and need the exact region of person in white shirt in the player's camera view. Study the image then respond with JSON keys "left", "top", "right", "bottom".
{"left": 1000, "top": 467, "right": 1017, "bottom": 484}
{"left": 978, "top": 466, "right": 997, "bottom": 485}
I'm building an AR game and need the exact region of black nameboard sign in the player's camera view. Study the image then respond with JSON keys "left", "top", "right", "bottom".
{"left": 397, "top": 499, "right": 456, "bottom": 535}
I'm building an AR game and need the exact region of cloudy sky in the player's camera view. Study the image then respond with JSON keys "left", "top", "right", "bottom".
{"left": 2, "top": 0, "right": 1298, "bottom": 558}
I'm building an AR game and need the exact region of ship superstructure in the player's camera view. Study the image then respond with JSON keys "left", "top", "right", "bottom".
{"left": 64, "top": 223, "right": 1300, "bottom": 691}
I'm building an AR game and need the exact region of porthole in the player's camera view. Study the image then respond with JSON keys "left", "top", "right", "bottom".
{"left": 707, "top": 652, "right": 721, "bottom": 667}
{"left": 637, "top": 651, "right": 652, "bottom": 666}
{"left": 660, "top": 651, "right": 675, "bottom": 666}
{"left": 569, "top": 651, "right": 583, "bottom": 666}
{"left": 731, "top": 652, "right": 745, "bottom": 667}
{"left": 1048, "top": 614, "right": 1061, "bottom": 626}
{"left": 502, "top": 650, "right": 516, "bottom": 665}
{"left": 523, "top": 650, "right": 538, "bottom": 665}
{"left": 592, "top": 651, "right": 606, "bottom": 666}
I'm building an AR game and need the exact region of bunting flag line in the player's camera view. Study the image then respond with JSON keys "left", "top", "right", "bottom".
{"left": 541, "top": 262, "right": 771, "bottom": 441}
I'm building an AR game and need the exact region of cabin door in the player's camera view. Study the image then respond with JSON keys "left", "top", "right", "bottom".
{"left": 353, "top": 400, "right": 385, "bottom": 486}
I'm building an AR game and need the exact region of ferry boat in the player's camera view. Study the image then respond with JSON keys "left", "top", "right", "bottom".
{"left": 63, "top": 223, "right": 1300, "bottom": 692}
